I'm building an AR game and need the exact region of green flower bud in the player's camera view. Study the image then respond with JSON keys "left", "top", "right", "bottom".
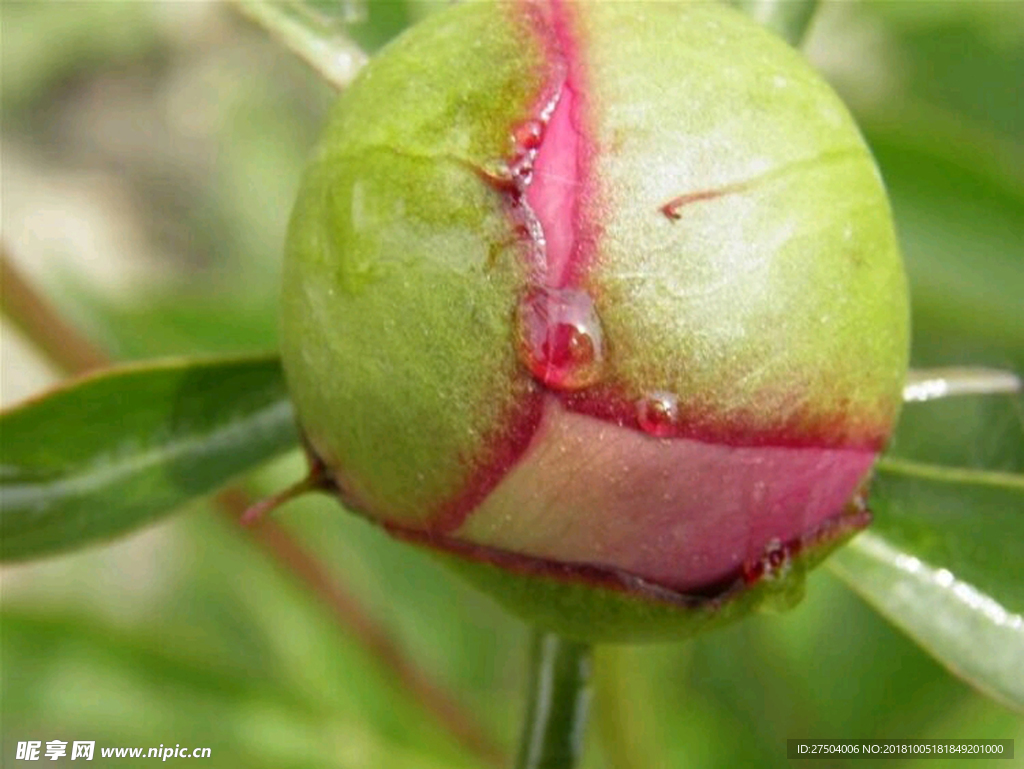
{"left": 280, "top": 0, "right": 909, "bottom": 641}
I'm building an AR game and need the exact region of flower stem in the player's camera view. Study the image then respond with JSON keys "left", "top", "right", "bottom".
{"left": 0, "top": 247, "right": 108, "bottom": 374}
{"left": 732, "top": 0, "right": 821, "bottom": 47}
{"left": 516, "top": 631, "right": 594, "bottom": 769}
{"left": 593, "top": 646, "right": 662, "bottom": 769}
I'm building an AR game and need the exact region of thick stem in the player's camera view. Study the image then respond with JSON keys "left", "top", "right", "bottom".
{"left": 227, "top": 0, "right": 368, "bottom": 90}
{"left": 732, "top": 0, "right": 821, "bottom": 47}
{"left": 516, "top": 632, "right": 593, "bottom": 769}
{"left": 593, "top": 646, "right": 661, "bottom": 769}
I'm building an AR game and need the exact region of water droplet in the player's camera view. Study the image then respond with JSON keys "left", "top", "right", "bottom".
{"left": 743, "top": 538, "right": 808, "bottom": 613}
{"left": 636, "top": 392, "right": 678, "bottom": 437}
{"left": 513, "top": 119, "right": 544, "bottom": 152}
{"left": 515, "top": 286, "right": 604, "bottom": 391}
{"left": 508, "top": 155, "right": 534, "bottom": 187}
{"left": 742, "top": 539, "right": 791, "bottom": 584}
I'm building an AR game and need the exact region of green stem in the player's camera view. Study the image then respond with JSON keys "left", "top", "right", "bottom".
{"left": 732, "top": 0, "right": 821, "bottom": 47}
{"left": 593, "top": 646, "right": 661, "bottom": 769}
{"left": 516, "top": 632, "right": 594, "bottom": 769}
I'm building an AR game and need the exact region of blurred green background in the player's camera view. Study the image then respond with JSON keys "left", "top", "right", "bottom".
{"left": 2, "top": 2, "right": 1022, "bottom": 767}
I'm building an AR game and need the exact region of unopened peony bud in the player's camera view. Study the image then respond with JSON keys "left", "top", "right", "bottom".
{"left": 280, "top": 0, "right": 909, "bottom": 640}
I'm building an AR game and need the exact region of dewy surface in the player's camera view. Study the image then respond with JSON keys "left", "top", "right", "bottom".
{"left": 281, "top": 0, "right": 909, "bottom": 606}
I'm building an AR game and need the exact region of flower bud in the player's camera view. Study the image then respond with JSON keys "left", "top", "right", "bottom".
{"left": 281, "top": 0, "right": 909, "bottom": 640}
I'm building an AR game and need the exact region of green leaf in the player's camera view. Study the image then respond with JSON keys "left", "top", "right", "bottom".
{"left": 828, "top": 3, "right": 1024, "bottom": 710}
{"left": 230, "top": 0, "right": 368, "bottom": 90}
{"left": 0, "top": 609, "right": 474, "bottom": 769}
{"left": 889, "top": 390, "right": 1024, "bottom": 472}
{"left": 0, "top": 356, "right": 298, "bottom": 561}
{"left": 829, "top": 458, "right": 1024, "bottom": 711}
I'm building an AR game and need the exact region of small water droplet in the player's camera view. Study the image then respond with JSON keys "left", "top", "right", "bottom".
{"left": 515, "top": 286, "right": 604, "bottom": 391}
{"left": 636, "top": 392, "right": 678, "bottom": 437}
{"left": 742, "top": 538, "right": 791, "bottom": 584}
{"left": 508, "top": 155, "right": 534, "bottom": 187}
{"left": 743, "top": 538, "right": 808, "bottom": 613}
{"left": 513, "top": 119, "right": 544, "bottom": 152}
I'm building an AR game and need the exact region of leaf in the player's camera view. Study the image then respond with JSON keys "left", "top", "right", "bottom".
{"left": 823, "top": 2, "right": 1024, "bottom": 712}
{"left": 230, "top": 0, "right": 367, "bottom": 90}
{"left": 829, "top": 458, "right": 1024, "bottom": 711}
{"left": 1, "top": 609, "right": 475, "bottom": 769}
{"left": 0, "top": 355, "right": 298, "bottom": 561}
{"left": 874, "top": 137, "right": 1024, "bottom": 372}
{"left": 889, "top": 390, "right": 1024, "bottom": 473}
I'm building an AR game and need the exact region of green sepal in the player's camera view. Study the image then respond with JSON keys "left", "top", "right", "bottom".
{"left": 426, "top": 523, "right": 855, "bottom": 643}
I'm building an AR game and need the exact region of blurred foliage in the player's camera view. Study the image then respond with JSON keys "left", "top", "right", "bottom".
{"left": 1, "top": 1, "right": 1022, "bottom": 767}
{"left": 0, "top": 357, "right": 296, "bottom": 561}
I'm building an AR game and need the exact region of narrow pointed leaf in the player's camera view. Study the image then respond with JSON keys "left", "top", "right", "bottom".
{"left": 229, "top": 0, "right": 368, "bottom": 90}
{"left": 829, "top": 459, "right": 1024, "bottom": 710}
{"left": 1, "top": 356, "right": 298, "bottom": 561}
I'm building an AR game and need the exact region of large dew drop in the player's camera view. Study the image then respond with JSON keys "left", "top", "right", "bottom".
{"left": 515, "top": 285, "right": 604, "bottom": 391}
